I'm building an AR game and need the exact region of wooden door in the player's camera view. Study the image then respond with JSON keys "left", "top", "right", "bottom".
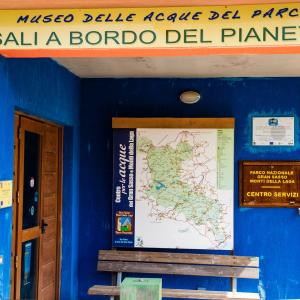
{"left": 11, "top": 114, "right": 62, "bottom": 300}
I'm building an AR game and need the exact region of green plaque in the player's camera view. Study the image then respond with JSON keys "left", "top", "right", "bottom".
{"left": 120, "top": 278, "right": 162, "bottom": 300}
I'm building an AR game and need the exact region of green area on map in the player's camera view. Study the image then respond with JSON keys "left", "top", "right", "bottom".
{"left": 217, "top": 129, "right": 234, "bottom": 190}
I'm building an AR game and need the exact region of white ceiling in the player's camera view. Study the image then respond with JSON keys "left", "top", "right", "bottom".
{"left": 54, "top": 54, "right": 300, "bottom": 78}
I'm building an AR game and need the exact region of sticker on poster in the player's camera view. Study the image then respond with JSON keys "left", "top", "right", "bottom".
{"left": 115, "top": 211, "right": 133, "bottom": 235}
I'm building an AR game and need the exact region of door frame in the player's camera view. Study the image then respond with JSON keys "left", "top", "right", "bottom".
{"left": 11, "top": 111, "right": 63, "bottom": 300}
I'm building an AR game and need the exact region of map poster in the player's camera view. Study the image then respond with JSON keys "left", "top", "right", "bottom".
{"left": 112, "top": 122, "right": 234, "bottom": 250}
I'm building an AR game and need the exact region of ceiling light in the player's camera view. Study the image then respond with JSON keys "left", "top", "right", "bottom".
{"left": 180, "top": 91, "right": 201, "bottom": 104}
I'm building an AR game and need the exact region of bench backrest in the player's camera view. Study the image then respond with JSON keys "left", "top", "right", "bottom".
{"left": 98, "top": 250, "right": 259, "bottom": 279}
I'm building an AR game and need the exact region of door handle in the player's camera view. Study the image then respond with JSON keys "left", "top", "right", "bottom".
{"left": 41, "top": 219, "right": 48, "bottom": 234}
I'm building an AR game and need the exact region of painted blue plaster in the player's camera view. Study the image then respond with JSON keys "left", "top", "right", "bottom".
{"left": 0, "top": 57, "right": 80, "bottom": 300}
{"left": 80, "top": 78, "right": 300, "bottom": 300}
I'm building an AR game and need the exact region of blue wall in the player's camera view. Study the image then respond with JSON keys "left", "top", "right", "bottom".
{"left": 1, "top": 61, "right": 300, "bottom": 300}
{"left": 0, "top": 57, "right": 80, "bottom": 300}
{"left": 80, "top": 78, "right": 300, "bottom": 300}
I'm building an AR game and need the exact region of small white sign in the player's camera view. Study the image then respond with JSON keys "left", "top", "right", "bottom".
{"left": 252, "top": 117, "right": 294, "bottom": 146}
{"left": 0, "top": 180, "right": 13, "bottom": 209}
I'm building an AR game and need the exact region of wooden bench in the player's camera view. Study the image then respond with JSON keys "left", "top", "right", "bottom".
{"left": 88, "top": 250, "right": 260, "bottom": 299}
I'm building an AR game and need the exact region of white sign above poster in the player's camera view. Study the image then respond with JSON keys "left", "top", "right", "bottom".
{"left": 252, "top": 117, "right": 294, "bottom": 146}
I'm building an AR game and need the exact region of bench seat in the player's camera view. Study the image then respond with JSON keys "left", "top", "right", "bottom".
{"left": 88, "top": 285, "right": 260, "bottom": 299}
{"left": 88, "top": 250, "right": 260, "bottom": 299}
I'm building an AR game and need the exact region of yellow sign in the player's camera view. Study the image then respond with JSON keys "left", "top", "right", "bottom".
{"left": 0, "top": 4, "right": 300, "bottom": 50}
{"left": 0, "top": 180, "right": 13, "bottom": 209}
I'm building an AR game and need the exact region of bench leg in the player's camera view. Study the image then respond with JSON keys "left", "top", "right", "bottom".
{"left": 231, "top": 277, "right": 237, "bottom": 293}
{"left": 117, "top": 272, "right": 123, "bottom": 286}
{"left": 110, "top": 272, "right": 122, "bottom": 300}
